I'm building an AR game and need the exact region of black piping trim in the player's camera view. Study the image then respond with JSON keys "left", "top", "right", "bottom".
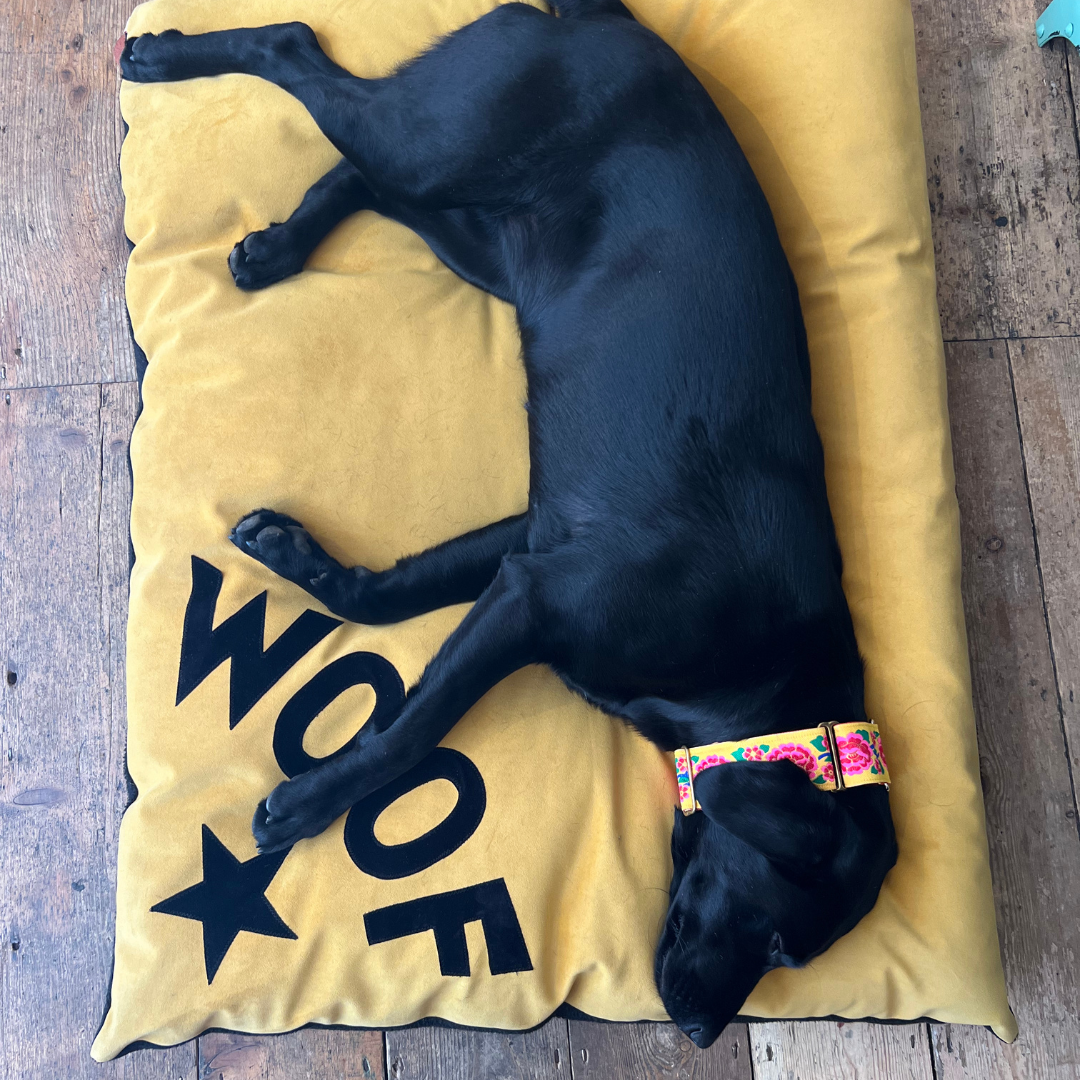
{"left": 96, "top": 108, "right": 145, "bottom": 1049}
{"left": 107, "top": 1009, "right": 1004, "bottom": 1059}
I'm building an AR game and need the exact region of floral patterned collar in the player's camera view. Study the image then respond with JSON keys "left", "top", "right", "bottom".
{"left": 674, "top": 721, "right": 890, "bottom": 816}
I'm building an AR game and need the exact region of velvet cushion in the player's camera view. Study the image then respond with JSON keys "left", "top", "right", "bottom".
{"left": 94, "top": 0, "right": 1015, "bottom": 1059}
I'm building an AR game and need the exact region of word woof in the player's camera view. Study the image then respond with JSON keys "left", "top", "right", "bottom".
{"left": 154, "top": 555, "right": 532, "bottom": 985}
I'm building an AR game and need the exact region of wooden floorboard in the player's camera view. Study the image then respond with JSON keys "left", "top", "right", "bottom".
{"left": 7, "top": 0, "right": 135, "bottom": 52}
{"left": 931, "top": 340, "right": 1080, "bottom": 1078}
{"left": 1009, "top": 337, "right": 1080, "bottom": 788}
{"left": 385, "top": 1020, "right": 570, "bottom": 1080}
{"left": 3, "top": 0, "right": 1080, "bottom": 1072}
{"left": 0, "top": 2, "right": 138, "bottom": 389}
{"left": 198, "top": 1029, "right": 386, "bottom": 1080}
{"left": 0, "top": 384, "right": 193, "bottom": 1080}
{"left": 912, "top": 0, "right": 1080, "bottom": 339}
{"left": 566, "top": 1019, "right": 751, "bottom": 1079}
{"left": 749, "top": 1021, "right": 936, "bottom": 1080}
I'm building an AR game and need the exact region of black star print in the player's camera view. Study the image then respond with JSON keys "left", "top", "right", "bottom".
{"left": 151, "top": 824, "right": 297, "bottom": 982}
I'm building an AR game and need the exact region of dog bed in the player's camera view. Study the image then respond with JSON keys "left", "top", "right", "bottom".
{"left": 93, "top": 0, "right": 1016, "bottom": 1059}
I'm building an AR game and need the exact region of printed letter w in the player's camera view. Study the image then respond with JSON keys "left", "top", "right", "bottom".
{"left": 175, "top": 556, "right": 341, "bottom": 728}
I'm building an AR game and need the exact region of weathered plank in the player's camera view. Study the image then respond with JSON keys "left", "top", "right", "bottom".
{"left": 912, "top": 0, "right": 1080, "bottom": 340}
{"left": 0, "top": 2, "right": 138, "bottom": 389}
{"left": 929, "top": 340, "right": 1080, "bottom": 1078}
{"left": 1009, "top": 337, "right": 1080, "bottom": 778}
{"left": 385, "top": 1021, "right": 571, "bottom": 1080}
{"left": 567, "top": 1020, "right": 751, "bottom": 1079}
{"left": 0, "top": 383, "right": 194, "bottom": 1080}
{"left": 99, "top": 382, "right": 138, "bottom": 873}
{"left": 198, "top": 1029, "right": 385, "bottom": 1080}
{"left": 102, "top": 384, "right": 203, "bottom": 1080}
{"left": 929, "top": 1025, "right": 1028, "bottom": 1080}
{"left": 1, "top": 3, "right": 1076, "bottom": 1080}
{"left": 6, "top": 0, "right": 135, "bottom": 53}
{"left": 749, "top": 1022, "right": 935, "bottom": 1080}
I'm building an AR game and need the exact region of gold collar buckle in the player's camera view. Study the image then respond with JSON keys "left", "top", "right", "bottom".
{"left": 820, "top": 721, "right": 845, "bottom": 790}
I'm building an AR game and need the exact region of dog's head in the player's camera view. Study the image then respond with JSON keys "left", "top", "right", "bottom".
{"left": 655, "top": 760, "right": 897, "bottom": 1048}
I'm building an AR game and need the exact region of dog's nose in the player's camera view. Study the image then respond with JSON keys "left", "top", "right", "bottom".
{"left": 684, "top": 1023, "right": 719, "bottom": 1048}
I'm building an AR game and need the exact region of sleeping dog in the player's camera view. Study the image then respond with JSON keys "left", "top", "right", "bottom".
{"left": 120, "top": 0, "right": 897, "bottom": 1047}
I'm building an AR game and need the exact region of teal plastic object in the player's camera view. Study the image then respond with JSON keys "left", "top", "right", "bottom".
{"left": 1036, "top": 0, "right": 1080, "bottom": 47}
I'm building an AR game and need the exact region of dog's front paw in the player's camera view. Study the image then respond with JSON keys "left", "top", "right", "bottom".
{"left": 229, "top": 226, "right": 308, "bottom": 291}
{"left": 119, "top": 30, "right": 190, "bottom": 83}
{"left": 252, "top": 771, "right": 345, "bottom": 853}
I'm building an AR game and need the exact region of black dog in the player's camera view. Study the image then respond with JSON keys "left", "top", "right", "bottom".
{"left": 121, "top": 0, "right": 896, "bottom": 1046}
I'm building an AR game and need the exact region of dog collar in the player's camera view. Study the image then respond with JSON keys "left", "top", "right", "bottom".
{"left": 674, "top": 721, "right": 890, "bottom": 815}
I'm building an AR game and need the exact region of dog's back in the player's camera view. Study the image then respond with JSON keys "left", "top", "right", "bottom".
{"left": 469, "top": 16, "right": 863, "bottom": 747}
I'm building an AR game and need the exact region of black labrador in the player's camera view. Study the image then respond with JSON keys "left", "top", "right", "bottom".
{"left": 120, "top": 0, "right": 897, "bottom": 1047}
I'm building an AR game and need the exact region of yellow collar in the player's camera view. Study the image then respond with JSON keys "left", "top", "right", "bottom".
{"left": 674, "top": 721, "right": 890, "bottom": 815}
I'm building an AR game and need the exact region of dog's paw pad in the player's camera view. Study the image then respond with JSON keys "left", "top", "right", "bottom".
{"left": 229, "top": 508, "right": 348, "bottom": 601}
{"left": 231, "top": 507, "right": 298, "bottom": 539}
{"left": 252, "top": 525, "right": 288, "bottom": 553}
{"left": 287, "top": 525, "right": 312, "bottom": 554}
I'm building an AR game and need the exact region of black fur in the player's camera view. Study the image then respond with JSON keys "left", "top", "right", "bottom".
{"left": 121, "top": 1, "right": 897, "bottom": 1046}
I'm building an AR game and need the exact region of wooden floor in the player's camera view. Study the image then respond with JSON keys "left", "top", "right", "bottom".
{"left": 3, "top": 0, "right": 1080, "bottom": 1076}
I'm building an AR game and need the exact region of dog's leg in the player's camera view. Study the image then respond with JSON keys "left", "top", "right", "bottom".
{"left": 251, "top": 557, "right": 539, "bottom": 851}
{"left": 121, "top": 24, "right": 378, "bottom": 167}
{"left": 230, "top": 157, "right": 513, "bottom": 300}
{"left": 368, "top": 196, "right": 513, "bottom": 302}
{"left": 119, "top": 8, "right": 606, "bottom": 210}
{"left": 231, "top": 509, "right": 528, "bottom": 623}
{"left": 229, "top": 158, "right": 371, "bottom": 290}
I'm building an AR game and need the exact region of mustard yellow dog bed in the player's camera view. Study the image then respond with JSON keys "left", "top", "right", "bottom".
{"left": 94, "top": 0, "right": 1016, "bottom": 1059}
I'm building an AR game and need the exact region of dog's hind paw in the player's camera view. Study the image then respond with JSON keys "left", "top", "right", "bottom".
{"left": 119, "top": 30, "right": 192, "bottom": 83}
{"left": 229, "top": 226, "right": 308, "bottom": 291}
{"left": 230, "top": 508, "right": 352, "bottom": 604}
{"left": 231, "top": 508, "right": 321, "bottom": 569}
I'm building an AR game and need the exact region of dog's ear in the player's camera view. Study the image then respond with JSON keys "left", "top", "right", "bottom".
{"left": 693, "top": 759, "right": 858, "bottom": 880}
